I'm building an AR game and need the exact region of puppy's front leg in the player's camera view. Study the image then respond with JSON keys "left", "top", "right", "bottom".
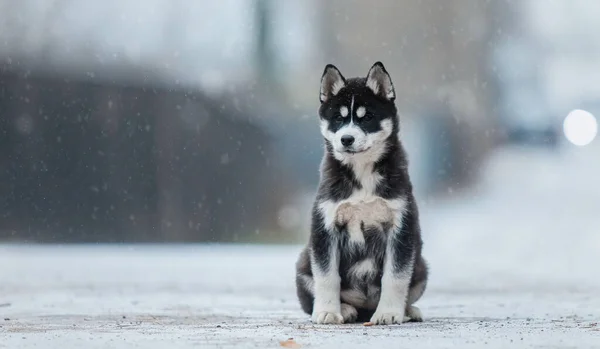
{"left": 370, "top": 221, "right": 415, "bottom": 325}
{"left": 310, "top": 222, "right": 342, "bottom": 324}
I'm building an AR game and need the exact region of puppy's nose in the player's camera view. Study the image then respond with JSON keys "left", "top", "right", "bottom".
{"left": 341, "top": 135, "right": 355, "bottom": 147}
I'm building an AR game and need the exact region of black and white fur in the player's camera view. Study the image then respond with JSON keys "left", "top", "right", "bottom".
{"left": 295, "top": 62, "right": 428, "bottom": 325}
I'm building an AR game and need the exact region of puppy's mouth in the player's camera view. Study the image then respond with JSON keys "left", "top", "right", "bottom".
{"left": 341, "top": 147, "right": 370, "bottom": 154}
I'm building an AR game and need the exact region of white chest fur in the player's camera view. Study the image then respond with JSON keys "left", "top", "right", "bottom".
{"left": 319, "top": 185, "right": 407, "bottom": 244}
{"left": 336, "top": 198, "right": 392, "bottom": 243}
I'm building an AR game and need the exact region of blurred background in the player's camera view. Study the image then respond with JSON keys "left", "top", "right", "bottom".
{"left": 0, "top": 0, "right": 598, "bottom": 247}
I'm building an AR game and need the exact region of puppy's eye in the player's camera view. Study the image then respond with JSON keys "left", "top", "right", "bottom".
{"left": 334, "top": 114, "right": 344, "bottom": 121}
{"left": 362, "top": 113, "right": 373, "bottom": 121}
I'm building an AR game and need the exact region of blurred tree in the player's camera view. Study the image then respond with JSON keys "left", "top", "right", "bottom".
{"left": 255, "top": 0, "right": 275, "bottom": 85}
{"left": 254, "top": 0, "right": 287, "bottom": 102}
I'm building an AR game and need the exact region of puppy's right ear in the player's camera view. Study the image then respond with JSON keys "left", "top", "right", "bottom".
{"left": 320, "top": 64, "right": 346, "bottom": 103}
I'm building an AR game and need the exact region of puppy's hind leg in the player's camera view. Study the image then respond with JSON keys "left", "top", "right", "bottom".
{"left": 295, "top": 247, "right": 315, "bottom": 316}
{"left": 340, "top": 303, "right": 358, "bottom": 323}
{"left": 405, "top": 255, "right": 428, "bottom": 322}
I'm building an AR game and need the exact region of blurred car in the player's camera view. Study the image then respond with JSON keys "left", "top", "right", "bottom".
{"left": 499, "top": 87, "right": 561, "bottom": 148}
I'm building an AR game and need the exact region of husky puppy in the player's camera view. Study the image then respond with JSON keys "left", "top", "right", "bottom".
{"left": 295, "top": 62, "right": 428, "bottom": 325}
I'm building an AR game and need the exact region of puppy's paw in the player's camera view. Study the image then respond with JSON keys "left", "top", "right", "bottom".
{"left": 312, "top": 311, "right": 343, "bottom": 324}
{"left": 340, "top": 303, "right": 358, "bottom": 323}
{"left": 405, "top": 305, "right": 423, "bottom": 322}
{"left": 370, "top": 310, "right": 408, "bottom": 325}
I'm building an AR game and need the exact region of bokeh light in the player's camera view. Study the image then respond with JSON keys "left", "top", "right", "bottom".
{"left": 563, "top": 109, "right": 598, "bottom": 146}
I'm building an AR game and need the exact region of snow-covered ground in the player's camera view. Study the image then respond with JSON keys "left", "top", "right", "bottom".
{"left": 1, "top": 144, "right": 600, "bottom": 348}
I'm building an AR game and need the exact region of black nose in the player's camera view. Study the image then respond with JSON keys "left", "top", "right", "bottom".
{"left": 341, "top": 135, "right": 355, "bottom": 147}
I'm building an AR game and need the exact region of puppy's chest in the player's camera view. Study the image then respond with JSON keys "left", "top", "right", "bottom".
{"left": 324, "top": 190, "right": 406, "bottom": 245}
{"left": 335, "top": 196, "right": 393, "bottom": 230}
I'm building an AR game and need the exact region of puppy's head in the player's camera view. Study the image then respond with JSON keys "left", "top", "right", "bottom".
{"left": 318, "top": 62, "right": 398, "bottom": 160}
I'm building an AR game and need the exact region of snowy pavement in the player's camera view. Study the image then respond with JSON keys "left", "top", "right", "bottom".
{"left": 1, "top": 145, "right": 600, "bottom": 348}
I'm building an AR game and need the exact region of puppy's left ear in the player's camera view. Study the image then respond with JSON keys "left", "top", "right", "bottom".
{"left": 366, "top": 62, "right": 395, "bottom": 101}
{"left": 320, "top": 64, "right": 346, "bottom": 103}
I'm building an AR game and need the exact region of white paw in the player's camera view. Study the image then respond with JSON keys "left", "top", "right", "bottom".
{"left": 405, "top": 305, "right": 423, "bottom": 322}
{"left": 340, "top": 303, "right": 358, "bottom": 323}
{"left": 312, "top": 311, "right": 343, "bottom": 324}
{"left": 370, "top": 310, "right": 408, "bottom": 325}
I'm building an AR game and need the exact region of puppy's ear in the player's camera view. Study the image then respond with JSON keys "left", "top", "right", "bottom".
{"left": 366, "top": 61, "right": 395, "bottom": 101}
{"left": 320, "top": 64, "right": 346, "bottom": 103}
